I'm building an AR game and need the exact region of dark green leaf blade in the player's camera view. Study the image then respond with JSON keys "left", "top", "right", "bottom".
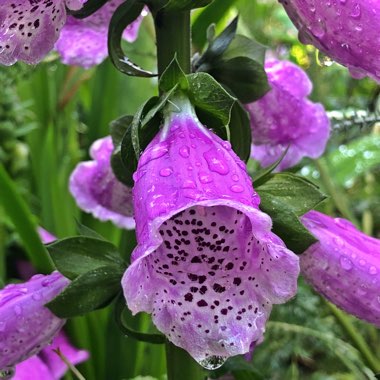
{"left": 256, "top": 173, "right": 327, "bottom": 216}
{"left": 210, "top": 56, "right": 270, "bottom": 103}
{"left": 187, "top": 72, "right": 236, "bottom": 126}
{"left": 108, "top": 1, "right": 155, "bottom": 77}
{"left": 47, "top": 237, "right": 123, "bottom": 280}
{"left": 159, "top": 56, "right": 188, "bottom": 93}
{"left": 47, "top": 266, "right": 123, "bottom": 318}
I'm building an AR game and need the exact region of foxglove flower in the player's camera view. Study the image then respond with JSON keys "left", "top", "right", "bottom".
{"left": 122, "top": 98, "right": 300, "bottom": 366}
{"left": 56, "top": 0, "right": 145, "bottom": 68}
{"left": 279, "top": 0, "right": 380, "bottom": 82}
{"left": 14, "top": 331, "right": 89, "bottom": 380}
{"left": 246, "top": 59, "right": 330, "bottom": 170}
{"left": 69, "top": 136, "right": 135, "bottom": 229}
{"left": 0, "top": 0, "right": 86, "bottom": 65}
{"left": 301, "top": 210, "right": 380, "bottom": 326}
{"left": 0, "top": 272, "right": 69, "bottom": 373}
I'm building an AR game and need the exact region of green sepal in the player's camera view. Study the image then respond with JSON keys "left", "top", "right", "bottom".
{"left": 256, "top": 173, "right": 327, "bottom": 254}
{"left": 108, "top": 0, "right": 155, "bottom": 77}
{"left": 223, "top": 35, "right": 266, "bottom": 65}
{"left": 76, "top": 220, "right": 106, "bottom": 241}
{"left": 159, "top": 55, "right": 189, "bottom": 93}
{"left": 110, "top": 115, "right": 134, "bottom": 187}
{"left": 252, "top": 147, "right": 290, "bottom": 187}
{"left": 47, "top": 266, "right": 124, "bottom": 318}
{"left": 120, "top": 98, "right": 161, "bottom": 185}
{"left": 256, "top": 173, "right": 327, "bottom": 217}
{"left": 209, "top": 56, "right": 270, "bottom": 103}
{"left": 114, "top": 294, "right": 166, "bottom": 344}
{"left": 228, "top": 101, "right": 251, "bottom": 162}
{"left": 195, "top": 17, "right": 238, "bottom": 71}
{"left": 47, "top": 236, "right": 124, "bottom": 280}
{"left": 187, "top": 72, "right": 236, "bottom": 126}
{"left": 67, "top": 0, "right": 108, "bottom": 19}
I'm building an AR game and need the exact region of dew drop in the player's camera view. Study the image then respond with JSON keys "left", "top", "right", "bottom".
{"left": 369, "top": 266, "right": 378, "bottom": 275}
{"left": 359, "top": 259, "right": 366, "bottom": 266}
{"left": 179, "top": 146, "right": 190, "bottom": 158}
{"left": 182, "top": 180, "right": 196, "bottom": 189}
{"left": 317, "top": 51, "right": 334, "bottom": 67}
{"left": 339, "top": 256, "right": 352, "bottom": 271}
{"left": 230, "top": 185, "right": 244, "bottom": 193}
{"left": 199, "top": 355, "right": 227, "bottom": 370}
{"left": 203, "top": 149, "right": 229, "bottom": 175}
{"left": 159, "top": 167, "right": 173, "bottom": 177}
{"left": 198, "top": 172, "right": 213, "bottom": 184}
{"left": 231, "top": 174, "right": 239, "bottom": 182}
{"left": 222, "top": 141, "right": 231, "bottom": 151}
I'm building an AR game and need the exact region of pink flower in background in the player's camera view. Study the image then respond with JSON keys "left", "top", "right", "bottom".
{"left": 69, "top": 136, "right": 135, "bottom": 229}
{"left": 0, "top": 272, "right": 69, "bottom": 373}
{"left": 246, "top": 59, "right": 330, "bottom": 170}
{"left": 0, "top": 0, "right": 85, "bottom": 65}
{"left": 56, "top": 0, "right": 145, "bottom": 68}
{"left": 122, "top": 99, "right": 299, "bottom": 366}
{"left": 279, "top": 0, "right": 380, "bottom": 82}
{"left": 301, "top": 210, "right": 380, "bottom": 326}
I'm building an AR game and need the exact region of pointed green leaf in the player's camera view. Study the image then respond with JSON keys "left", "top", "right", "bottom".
{"left": 159, "top": 56, "right": 188, "bottom": 93}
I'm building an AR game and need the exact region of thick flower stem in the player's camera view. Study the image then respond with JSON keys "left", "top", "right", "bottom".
{"left": 165, "top": 342, "right": 206, "bottom": 380}
{"left": 325, "top": 297, "right": 380, "bottom": 372}
{"left": 154, "top": 10, "right": 191, "bottom": 76}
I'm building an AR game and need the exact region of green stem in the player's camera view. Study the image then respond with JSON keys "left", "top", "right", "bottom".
{"left": 315, "top": 158, "right": 360, "bottom": 227}
{"left": 325, "top": 301, "right": 380, "bottom": 373}
{"left": 154, "top": 10, "right": 191, "bottom": 76}
{"left": 165, "top": 342, "right": 206, "bottom": 380}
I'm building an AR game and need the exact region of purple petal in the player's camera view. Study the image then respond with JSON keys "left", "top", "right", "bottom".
{"left": 14, "top": 356, "right": 54, "bottom": 380}
{"left": 37, "top": 228, "right": 56, "bottom": 245}
{"left": 122, "top": 105, "right": 299, "bottom": 365}
{"left": 55, "top": 1, "right": 144, "bottom": 68}
{"left": 0, "top": 0, "right": 76, "bottom": 66}
{"left": 246, "top": 59, "right": 330, "bottom": 170}
{"left": 39, "top": 331, "right": 89, "bottom": 379}
{"left": 69, "top": 136, "right": 135, "bottom": 230}
{"left": 301, "top": 210, "right": 380, "bottom": 326}
{"left": 0, "top": 272, "right": 69, "bottom": 371}
{"left": 280, "top": 0, "right": 380, "bottom": 82}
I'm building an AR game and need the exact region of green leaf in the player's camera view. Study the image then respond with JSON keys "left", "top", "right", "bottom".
{"left": 47, "top": 266, "right": 123, "bottom": 318}
{"left": 68, "top": 0, "right": 108, "bottom": 19}
{"left": 258, "top": 194, "right": 317, "bottom": 254}
{"left": 192, "top": 0, "right": 238, "bottom": 50}
{"left": 209, "top": 56, "right": 270, "bottom": 103}
{"left": 47, "top": 236, "right": 124, "bottom": 280}
{"left": 195, "top": 17, "right": 239, "bottom": 71}
{"left": 110, "top": 115, "right": 135, "bottom": 186}
{"left": 120, "top": 98, "right": 161, "bottom": 185}
{"left": 251, "top": 147, "right": 290, "bottom": 187}
{"left": 108, "top": 1, "right": 155, "bottom": 77}
{"left": 209, "top": 356, "right": 264, "bottom": 380}
{"left": 256, "top": 173, "right": 327, "bottom": 216}
{"left": 187, "top": 72, "right": 236, "bottom": 126}
{"left": 229, "top": 101, "right": 251, "bottom": 162}
{"left": 76, "top": 220, "right": 106, "bottom": 241}
{"left": 159, "top": 56, "right": 188, "bottom": 93}
{"left": 223, "top": 34, "right": 266, "bottom": 65}
{"left": 162, "top": 0, "right": 213, "bottom": 11}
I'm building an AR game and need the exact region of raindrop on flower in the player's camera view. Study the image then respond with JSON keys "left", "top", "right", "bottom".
{"left": 0, "top": 367, "right": 15, "bottom": 380}
{"left": 199, "top": 355, "right": 227, "bottom": 370}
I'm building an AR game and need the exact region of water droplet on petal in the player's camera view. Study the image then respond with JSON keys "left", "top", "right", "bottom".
{"left": 159, "top": 167, "right": 173, "bottom": 177}
{"left": 179, "top": 146, "right": 190, "bottom": 158}
{"left": 359, "top": 259, "right": 366, "bottom": 266}
{"left": 231, "top": 174, "right": 239, "bottom": 182}
{"left": 230, "top": 185, "right": 244, "bottom": 193}
{"left": 204, "top": 148, "right": 229, "bottom": 175}
{"left": 198, "top": 172, "right": 213, "bottom": 184}
{"left": 199, "top": 355, "right": 227, "bottom": 370}
{"left": 369, "top": 266, "right": 378, "bottom": 275}
{"left": 182, "top": 180, "right": 196, "bottom": 189}
{"left": 222, "top": 141, "right": 231, "bottom": 151}
{"left": 339, "top": 256, "right": 352, "bottom": 271}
